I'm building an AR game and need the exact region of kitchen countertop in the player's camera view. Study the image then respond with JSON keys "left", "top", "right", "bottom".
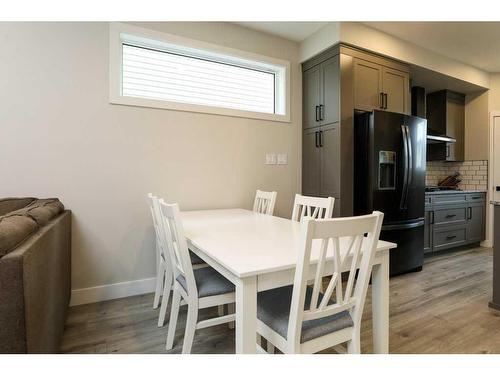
{"left": 425, "top": 190, "right": 487, "bottom": 195}
{"left": 490, "top": 201, "right": 500, "bottom": 206}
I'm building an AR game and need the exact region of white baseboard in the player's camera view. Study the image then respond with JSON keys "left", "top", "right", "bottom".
{"left": 70, "top": 277, "right": 157, "bottom": 306}
{"left": 480, "top": 239, "right": 493, "bottom": 248}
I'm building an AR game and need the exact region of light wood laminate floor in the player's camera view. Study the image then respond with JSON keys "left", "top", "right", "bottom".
{"left": 61, "top": 247, "right": 500, "bottom": 354}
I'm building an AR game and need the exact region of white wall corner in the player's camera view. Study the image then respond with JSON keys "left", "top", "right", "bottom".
{"left": 299, "top": 22, "right": 341, "bottom": 62}
{"left": 70, "top": 277, "right": 157, "bottom": 306}
{"left": 299, "top": 21, "right": 490, "bottom": 90}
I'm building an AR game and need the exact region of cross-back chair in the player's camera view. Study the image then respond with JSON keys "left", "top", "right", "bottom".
{"left": 253, "top": 190, "right": 278, "bottom": 215}
{"left": 159, "top": 200, "right": 236, "bottom": 354}
{"left": 256, "top": 211, "right": 384, "bottom": 354}
{"left": 291, "top": 194, "right": 335, "bottom": 222}
{"left": 147, "top": 194, "right": 206, "bottom": 327}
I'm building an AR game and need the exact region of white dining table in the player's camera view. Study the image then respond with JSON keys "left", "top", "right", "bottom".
{"left": 180, "top": 208, "right": 397, "bottom": 354}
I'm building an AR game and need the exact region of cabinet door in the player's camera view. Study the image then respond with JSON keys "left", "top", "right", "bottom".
{"left": 382, "top": 67, "right": 409, "bottom": 114}
{"left": 302, "top": 128, "right": 321, "bottom": 196}
{"left": 353, "top": 58, "right": 383, "bottom": 112}
{"left": 320, "top": 123, "right": 341, "bottom": 199}
{"left": 320, "top": 57, "right": 340, "bottom": 125}
{"left": 467, "top": 203, "right": 485, "bottom": 243}
{"left": 446, "top": 99, "right": 465, "bottom": 161}
{"left": 424, "top": 209, "right": 433, "bottom": 254}
{"left": 303, "top": 66, "right": 321, "bottom": 129}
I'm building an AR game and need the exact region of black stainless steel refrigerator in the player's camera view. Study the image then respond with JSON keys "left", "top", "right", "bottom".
{"left": 354, "top": 110, "right": 427, "bottom": 276}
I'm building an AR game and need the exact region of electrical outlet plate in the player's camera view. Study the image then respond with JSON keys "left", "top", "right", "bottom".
{"left": 277, "top": 153, "right": 288, "bottom": 165}
{"left": 265, "top": 153, "right": 277, "bottom": 165}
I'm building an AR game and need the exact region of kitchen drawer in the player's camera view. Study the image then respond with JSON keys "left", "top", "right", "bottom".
{"left": 432, "top": 194, "right": 467, "bottom": 204}
{"left": 433, "top": 226, "right": 467, "bottom": 251}
{"left": 467, "top": 193, "right": 485, "bottom": 202}
{"left": 433, "top": 205, "right": 467, "bottom": 226}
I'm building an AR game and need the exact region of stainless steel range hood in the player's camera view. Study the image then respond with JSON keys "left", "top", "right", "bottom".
{"left": 426, "top": 131, "right": 456, "bottom": 144}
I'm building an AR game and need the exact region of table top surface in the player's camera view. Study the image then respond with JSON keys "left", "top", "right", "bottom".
{"left": 181, "top": 209, "right": 397, "bottom": 278}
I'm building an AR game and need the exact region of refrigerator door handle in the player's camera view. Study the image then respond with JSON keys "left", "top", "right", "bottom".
{"left": 400, "top": 124, "right": 409, "bottom": 209}
{"left": 406, "top": 125, "right": 413, "bottom": 189}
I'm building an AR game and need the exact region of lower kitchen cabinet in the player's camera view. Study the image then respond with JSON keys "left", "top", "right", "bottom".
{"left": 424, "top": 192, "right": 486, "bottom": 255}
{"left": 424, "top": 208, "right": 432, "bottom": 254}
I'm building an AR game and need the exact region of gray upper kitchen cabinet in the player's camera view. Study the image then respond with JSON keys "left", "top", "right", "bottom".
{"left": 382, "top": 67, "right": 409, "bottom": 114}
{"left": 353, "top": 58, "right": 410, "bottom": 114}
{"left": 320, "top": 58, "right": 340, "bottom": 125}
{"left": 353, "top": 58, "right": 383, "bottom": 112}
{"left": 302, "top": 127, "right": 321, "bottom": 197}
{"left": 426, "top": 90, "right": 465, "bottom": 162}
{"left": 303, "top": 56, "right": 340, "bottom": 129}
{"left": 320, "top": 123, "right": 341, "bottom": 199}
{"left": 303, "top": 65, "right": 321, "bottom": 129}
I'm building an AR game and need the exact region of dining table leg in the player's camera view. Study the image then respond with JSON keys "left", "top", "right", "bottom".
{"left": 371, "top": 250, "right": 390, "bottom": 354}
{"left": 235, "top": 275, "right": 257, "bottom": 354}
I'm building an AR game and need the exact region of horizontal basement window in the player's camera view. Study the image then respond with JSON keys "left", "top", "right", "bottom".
{"left": 109, "top": 24, "right": 290, "bottom": 122}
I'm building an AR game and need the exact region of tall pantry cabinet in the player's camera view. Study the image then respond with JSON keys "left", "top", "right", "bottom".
{"left": 302, "top": 44, "right": 410, "bottom": 217}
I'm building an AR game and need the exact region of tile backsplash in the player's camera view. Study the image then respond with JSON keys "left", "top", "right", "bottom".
{"left": 426, "top": 160, "right": 488, "bottom": 191}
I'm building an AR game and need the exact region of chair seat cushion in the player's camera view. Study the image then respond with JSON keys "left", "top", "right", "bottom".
{"left": 257, "top": 285, "right": 354, "bottom": 343}
{"left": 189, "top": 251, "right": 205, "bottom": 265}
{"left": 176, "top": 267, "right": 235, "bottom": 298}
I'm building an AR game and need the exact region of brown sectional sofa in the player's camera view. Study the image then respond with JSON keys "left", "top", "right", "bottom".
{"left": 0, "top": 197, "right": 71, "bottom": 353}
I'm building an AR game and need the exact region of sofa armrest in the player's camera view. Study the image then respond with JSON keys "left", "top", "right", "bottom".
{"left": 0, "top": 210, "right": 71, "bottom": 353}
{"left": 0, "top": 254, "right": 27, "bottom": 353}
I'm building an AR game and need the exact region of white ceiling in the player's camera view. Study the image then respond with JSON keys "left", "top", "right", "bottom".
{"left": 235, "top": 22, "right": 328, "bottom": 42}
{"left": 237, "top": 22, "right": 500, "bottom": 73}
{"left": 364, "top": 22, "right": 500, "bottom": 73}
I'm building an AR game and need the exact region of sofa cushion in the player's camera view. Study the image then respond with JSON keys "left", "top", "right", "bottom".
{"left": 0, "top": 215, "right": 39, "bottom": 258}
{"left": 23, "top": 199, "right": 64, "bottom": 226}
{"left": 0, "top": 198, "right": 36, "bottom": 217}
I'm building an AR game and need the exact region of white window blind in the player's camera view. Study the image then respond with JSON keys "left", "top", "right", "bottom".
{"left": 121, "top": 44, "right": 277, "bottom": 114}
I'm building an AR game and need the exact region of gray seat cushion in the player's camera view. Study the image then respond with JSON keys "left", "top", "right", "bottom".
{"left": 189, "top": 251, "right": 205, "bottom": 265}
{"left": 176, "top": 267, "right": 235, "bottom": 298}
{"left": 257, "top": 285, "right": 354, "bottom": 343}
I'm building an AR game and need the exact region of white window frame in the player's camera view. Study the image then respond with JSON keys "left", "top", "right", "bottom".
{"left": 109, "top": 23, "right": 291, "bottom": 123}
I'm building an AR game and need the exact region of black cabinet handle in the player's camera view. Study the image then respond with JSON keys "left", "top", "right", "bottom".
{"left": 384, "top": 93, "right": 388, "bottom": 109}
{"left": 431, "top": 211, "right": 435, "bottom": 224}
{"left": 319, "top": 105, "right": 324, "bottom": 121}
{"left": 445, "top": 214, "right": 456, "bottom": 218}
{"left": 468, "top": 206, "right": 472, "bottom": 220}
{"left": 315, "top": 131, "right": 319, "bottom": 148}
{"left": 319, "top": 130, "right": 324, "bottom": 147}
{"left": 315, "top": 106, "right": 319, "bottom": 122}
{"left": 380, "top": 92, "right": 384, "bottom": 109}
{"left": 446, "top": 235, "right": 457, "bottom": 240}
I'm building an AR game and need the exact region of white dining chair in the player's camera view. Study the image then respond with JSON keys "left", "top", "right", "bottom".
{"left": 253, "top": 190, "right": 278, "bottom": 215}
{"left": 256, "top": 211, "right": 384, "bottom": 354}
{"left": 148, "top": 194, "right": 206, "bottom": 327}
{"left": 291, "top": 194, "right": 335, "bottom": 222}
{"left": 147, "top": 193, "right": 169, "bottom": 312}
{"left": 160, "top": 200, "right": 236, "bottom": 354}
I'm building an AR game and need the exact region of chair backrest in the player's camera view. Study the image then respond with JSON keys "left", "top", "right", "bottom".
{"left": 253, "top": 190, "right": 278, "bottom": 215}
{"left": 291, "top": 194, "right": 335, "bottom": 222}
{"left": 158, "top": 200, "right": 197, "bottom": 298}
{"left": 148, "top": 193, "right": 164, "bottom": 257}
{"left": 287, "top": 211, "right": 384, "bottom": 345}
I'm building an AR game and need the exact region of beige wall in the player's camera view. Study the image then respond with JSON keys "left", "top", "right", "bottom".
{"left": 465, "top": 90, "right": 489, "bottom": 160}
{"left": 300, "top": 22, "right": 490, "bottom": 90}
{"left": 0, "top": 22, "right": 302, "bottom": 291}
{"left": 489, "top": 74, "right": 500, "bottom": 111}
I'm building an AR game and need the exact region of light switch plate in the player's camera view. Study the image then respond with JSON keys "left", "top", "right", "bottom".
{"left": 265, "top": 153, "right": 277, "bottom": 165}
{"left": 277, "top": 153, "right": 288, "bottom": 165}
